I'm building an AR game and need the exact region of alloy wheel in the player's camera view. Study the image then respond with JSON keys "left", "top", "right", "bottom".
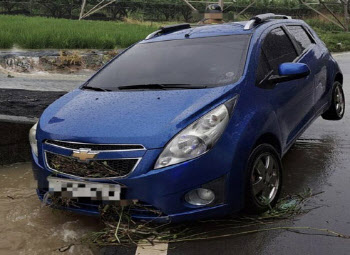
{"left": 334, "top": 86, "right": 345, "bottom": 117}
{"left": 251, "top": 152, "right": 280, "bottom": 206}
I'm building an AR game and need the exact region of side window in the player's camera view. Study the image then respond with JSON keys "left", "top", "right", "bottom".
{"left": 256, "top": 27, "right": 297, "bottom": 85}
{"left": 256, "top": 51, "right": 270, "bottom": 83}
{"left": 287, "top": 25, "right": 314, "bottom": 51}
{"left": 262, "top": 28, "right": 297, "bottom": 73}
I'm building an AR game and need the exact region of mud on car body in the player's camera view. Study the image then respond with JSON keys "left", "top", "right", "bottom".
{"left": 30, "top": 13, "right": 345, "bottom": 222}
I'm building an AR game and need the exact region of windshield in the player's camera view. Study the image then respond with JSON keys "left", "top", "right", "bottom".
{"left": 85, "top": 34, "right": 251, "bottom": 90}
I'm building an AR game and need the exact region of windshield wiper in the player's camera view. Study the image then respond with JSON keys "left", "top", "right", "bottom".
{"left": 118, "top": 84, "right": 207, "bottom": 90}
{"left": 82, "top": 86, "right": 111, "bottom": 92}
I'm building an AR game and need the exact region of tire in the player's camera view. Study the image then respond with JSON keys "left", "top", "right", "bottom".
{"left": 322, "top": 81, "right": 345, "bottom": 120}
{"left": 244, "top": 144, "right": 282, "bottom": 214}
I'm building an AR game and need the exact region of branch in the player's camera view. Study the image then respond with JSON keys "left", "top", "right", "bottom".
{"left": 182, "top": 0, "right": 198, "bottom": 12}
{"left": 320, "top": 1, "right": 347, "bottom": 30}
{"left": 79, "top": 0, "right": 87, "bottom": 20}
{"left": 81, "top": 0, "right": 117, "bottom": 20}
{"left": 300, "top": 0, "right": 346, "bottom": 31}
{"left": 162, "top": 226, "right": 350, "bottom": 243}
{"left": 237, "top": 0, "right": 256, "bottom": 17}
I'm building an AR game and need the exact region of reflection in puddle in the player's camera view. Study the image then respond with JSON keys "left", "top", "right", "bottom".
{"left": 282, "top": 138, "right": 338, "bottom": 195}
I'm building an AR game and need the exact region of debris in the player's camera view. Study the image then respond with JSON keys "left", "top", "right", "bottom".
{"left": 84, "top": 188, "right": 349, "bottom": 247}
{"left": 278, "top": 199, "right": 298, "bottom": 210}
{"left": 57, "top": 243, "right": 75, "bottom": 252}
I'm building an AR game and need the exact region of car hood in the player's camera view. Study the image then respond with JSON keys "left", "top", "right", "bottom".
{"left": 38, "top": 87, "right": 237, "bottom": 149}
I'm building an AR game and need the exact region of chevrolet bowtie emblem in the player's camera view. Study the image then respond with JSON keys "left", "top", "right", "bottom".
{"left": 72, "top": 148, "right": 98, "bottom": 162}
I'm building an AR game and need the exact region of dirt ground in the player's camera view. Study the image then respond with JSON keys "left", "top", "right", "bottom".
{"left": 0, "top": 89, "right": 65, "bottom": 118}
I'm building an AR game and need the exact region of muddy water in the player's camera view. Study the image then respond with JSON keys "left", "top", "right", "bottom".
{"left": 0, "top": 163, "right": 102, "bottom": 255}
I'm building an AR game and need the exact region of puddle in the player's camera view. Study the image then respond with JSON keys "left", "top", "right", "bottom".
{"left": 0, "top": 162, "right": 101, "bottom": 255}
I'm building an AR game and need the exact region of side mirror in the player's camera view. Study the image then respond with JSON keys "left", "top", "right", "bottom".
{"left": 260, "top": 63, "right": 310, "bottom": 88}
{"left": 269, "top": 63, "right": 310, "bottom": 84}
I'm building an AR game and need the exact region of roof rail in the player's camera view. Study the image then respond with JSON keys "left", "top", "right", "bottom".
{"left": 244, "top": 13, "right": 292, "bottom": 30}
{"left": 145, "top": 23, "right": 191, "bottom": 40}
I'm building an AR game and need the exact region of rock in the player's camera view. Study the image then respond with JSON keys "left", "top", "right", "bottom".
{"left": 0, "top": 50, "right": 120, "bottom": 74}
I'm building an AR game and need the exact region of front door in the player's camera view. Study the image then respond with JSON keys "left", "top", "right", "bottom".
{"left": 256, "top": 26, "right": 315, "bottom": 147}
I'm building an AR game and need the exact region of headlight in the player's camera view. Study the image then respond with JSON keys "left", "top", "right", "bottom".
{"left": 154, "top": 97, "right": 238, "bottom": 169}
{"left": 29, "top": 122, "right": 38, "bottom": 157}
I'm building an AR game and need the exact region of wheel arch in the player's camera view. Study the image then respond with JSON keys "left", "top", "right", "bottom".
{"left": 253, "top": 133, "right": 282, "bottom": 157}
{"left": 334, "top": 72, "right": 343, "bottom": 85}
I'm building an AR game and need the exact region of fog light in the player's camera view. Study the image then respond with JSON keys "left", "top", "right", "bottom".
{"left": 185, "top": 188, "right": 215, "bottom": 206}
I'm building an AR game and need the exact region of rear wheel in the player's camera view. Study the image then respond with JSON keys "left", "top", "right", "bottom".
{"left": 322, "top": 81, "right": 345, "bottom": 120}
{"left": 244, "top": 144, "right": 282, "bottom": 214}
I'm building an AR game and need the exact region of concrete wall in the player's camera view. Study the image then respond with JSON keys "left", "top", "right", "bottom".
{"left": 0, "top": 115, "right": 37, "bottom": 165}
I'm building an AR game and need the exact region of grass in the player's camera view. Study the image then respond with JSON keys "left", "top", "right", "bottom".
{"left": 0, "top": 15, "right": 349, "bottom": 52}
{"left": 314, "top": 30, "right": 350, "bottom": 52}
{"left": 305, "top": 19, "right": 350, "bottom": 52}
{"left": 0, "top": 15, "right": 158, "bottom": 49}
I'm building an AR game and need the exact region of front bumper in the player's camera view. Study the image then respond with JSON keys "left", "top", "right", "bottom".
{"left": 32, "top": 140, "right": 241, "bottom": 223}
{"left": 36, "top": 188, "right": 229, "bottom": 223}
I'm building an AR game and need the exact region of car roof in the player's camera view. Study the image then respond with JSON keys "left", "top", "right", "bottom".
{"left": 141, "top": 23, "right": 252, "bottom": 43}
{"left": 141, "top": 16, "right": 307, "bottom": 44}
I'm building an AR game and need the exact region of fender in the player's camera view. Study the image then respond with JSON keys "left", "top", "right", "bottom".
{"left": 225, "top": 102, "right": 282, "bottom": 211}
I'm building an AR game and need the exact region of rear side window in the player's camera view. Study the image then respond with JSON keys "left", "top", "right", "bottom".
{"left": 287, "top": 25, "right": 314, "bottom": 51}
{"left": 257, "top": 27, "right": 297, "bottom": 81}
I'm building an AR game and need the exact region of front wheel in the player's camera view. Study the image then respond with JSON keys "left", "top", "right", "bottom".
{"left": 322, "top": 81, "right": 345, "bottom": 120}
{"left": 244, "top": 144, "right": 282, "bottom": 214}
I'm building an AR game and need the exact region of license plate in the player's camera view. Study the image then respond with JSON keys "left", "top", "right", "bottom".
{"left": 48, "top": 177, "right": 121, "bottom": 201}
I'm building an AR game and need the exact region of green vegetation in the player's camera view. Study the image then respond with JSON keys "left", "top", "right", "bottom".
{"left": 316, "top": 31, "right": 350, "bottom": 52}
{"left": 305, "top": 19, "right": 350, "bottom": 52}
{"left": 0, "top": 15, "right": 349, "bottom": 52}
{"left": 0, "top": 15, "right": 157, "bottom": 49}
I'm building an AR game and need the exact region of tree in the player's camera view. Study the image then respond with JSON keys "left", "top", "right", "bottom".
{"left": 39, "top": 0, "right": 80, "bottom": 18}
{"left": 107, "top": 0, "right": 141, "bottom": 20}
{"left": 157, "top": 3, "right": 177, "bottom": 21}
{"left": 177, "top": 4, "right": 193, "bottom": 22}
{"left": 0, "top": 0, "right": 20, "bottom": 13}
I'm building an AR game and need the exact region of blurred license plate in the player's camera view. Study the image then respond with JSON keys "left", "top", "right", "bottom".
{"left": 48, "top": 177, "right": 121, "bottom": 201}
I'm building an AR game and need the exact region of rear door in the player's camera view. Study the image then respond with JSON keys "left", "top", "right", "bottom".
{"left": 256, "top": 26, "right": 315, "bottom": 147}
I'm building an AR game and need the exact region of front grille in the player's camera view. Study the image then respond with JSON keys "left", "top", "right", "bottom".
{"left": 46, "top": 152, "right": 139, "bottom": 178}
{"left": 45, "top": 140, "right": 144, "bottom": 151}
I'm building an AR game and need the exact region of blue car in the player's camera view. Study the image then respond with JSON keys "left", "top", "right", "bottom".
{"left": 30, "top": 13, "right": 345, "bottom": 222}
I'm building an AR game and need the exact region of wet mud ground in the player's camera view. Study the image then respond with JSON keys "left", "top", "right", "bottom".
{"left": 0, "top": 89, "right": 65, "bottom": 118}
{"left": 0, "top": 53, "right": 349, "bottom": 254}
